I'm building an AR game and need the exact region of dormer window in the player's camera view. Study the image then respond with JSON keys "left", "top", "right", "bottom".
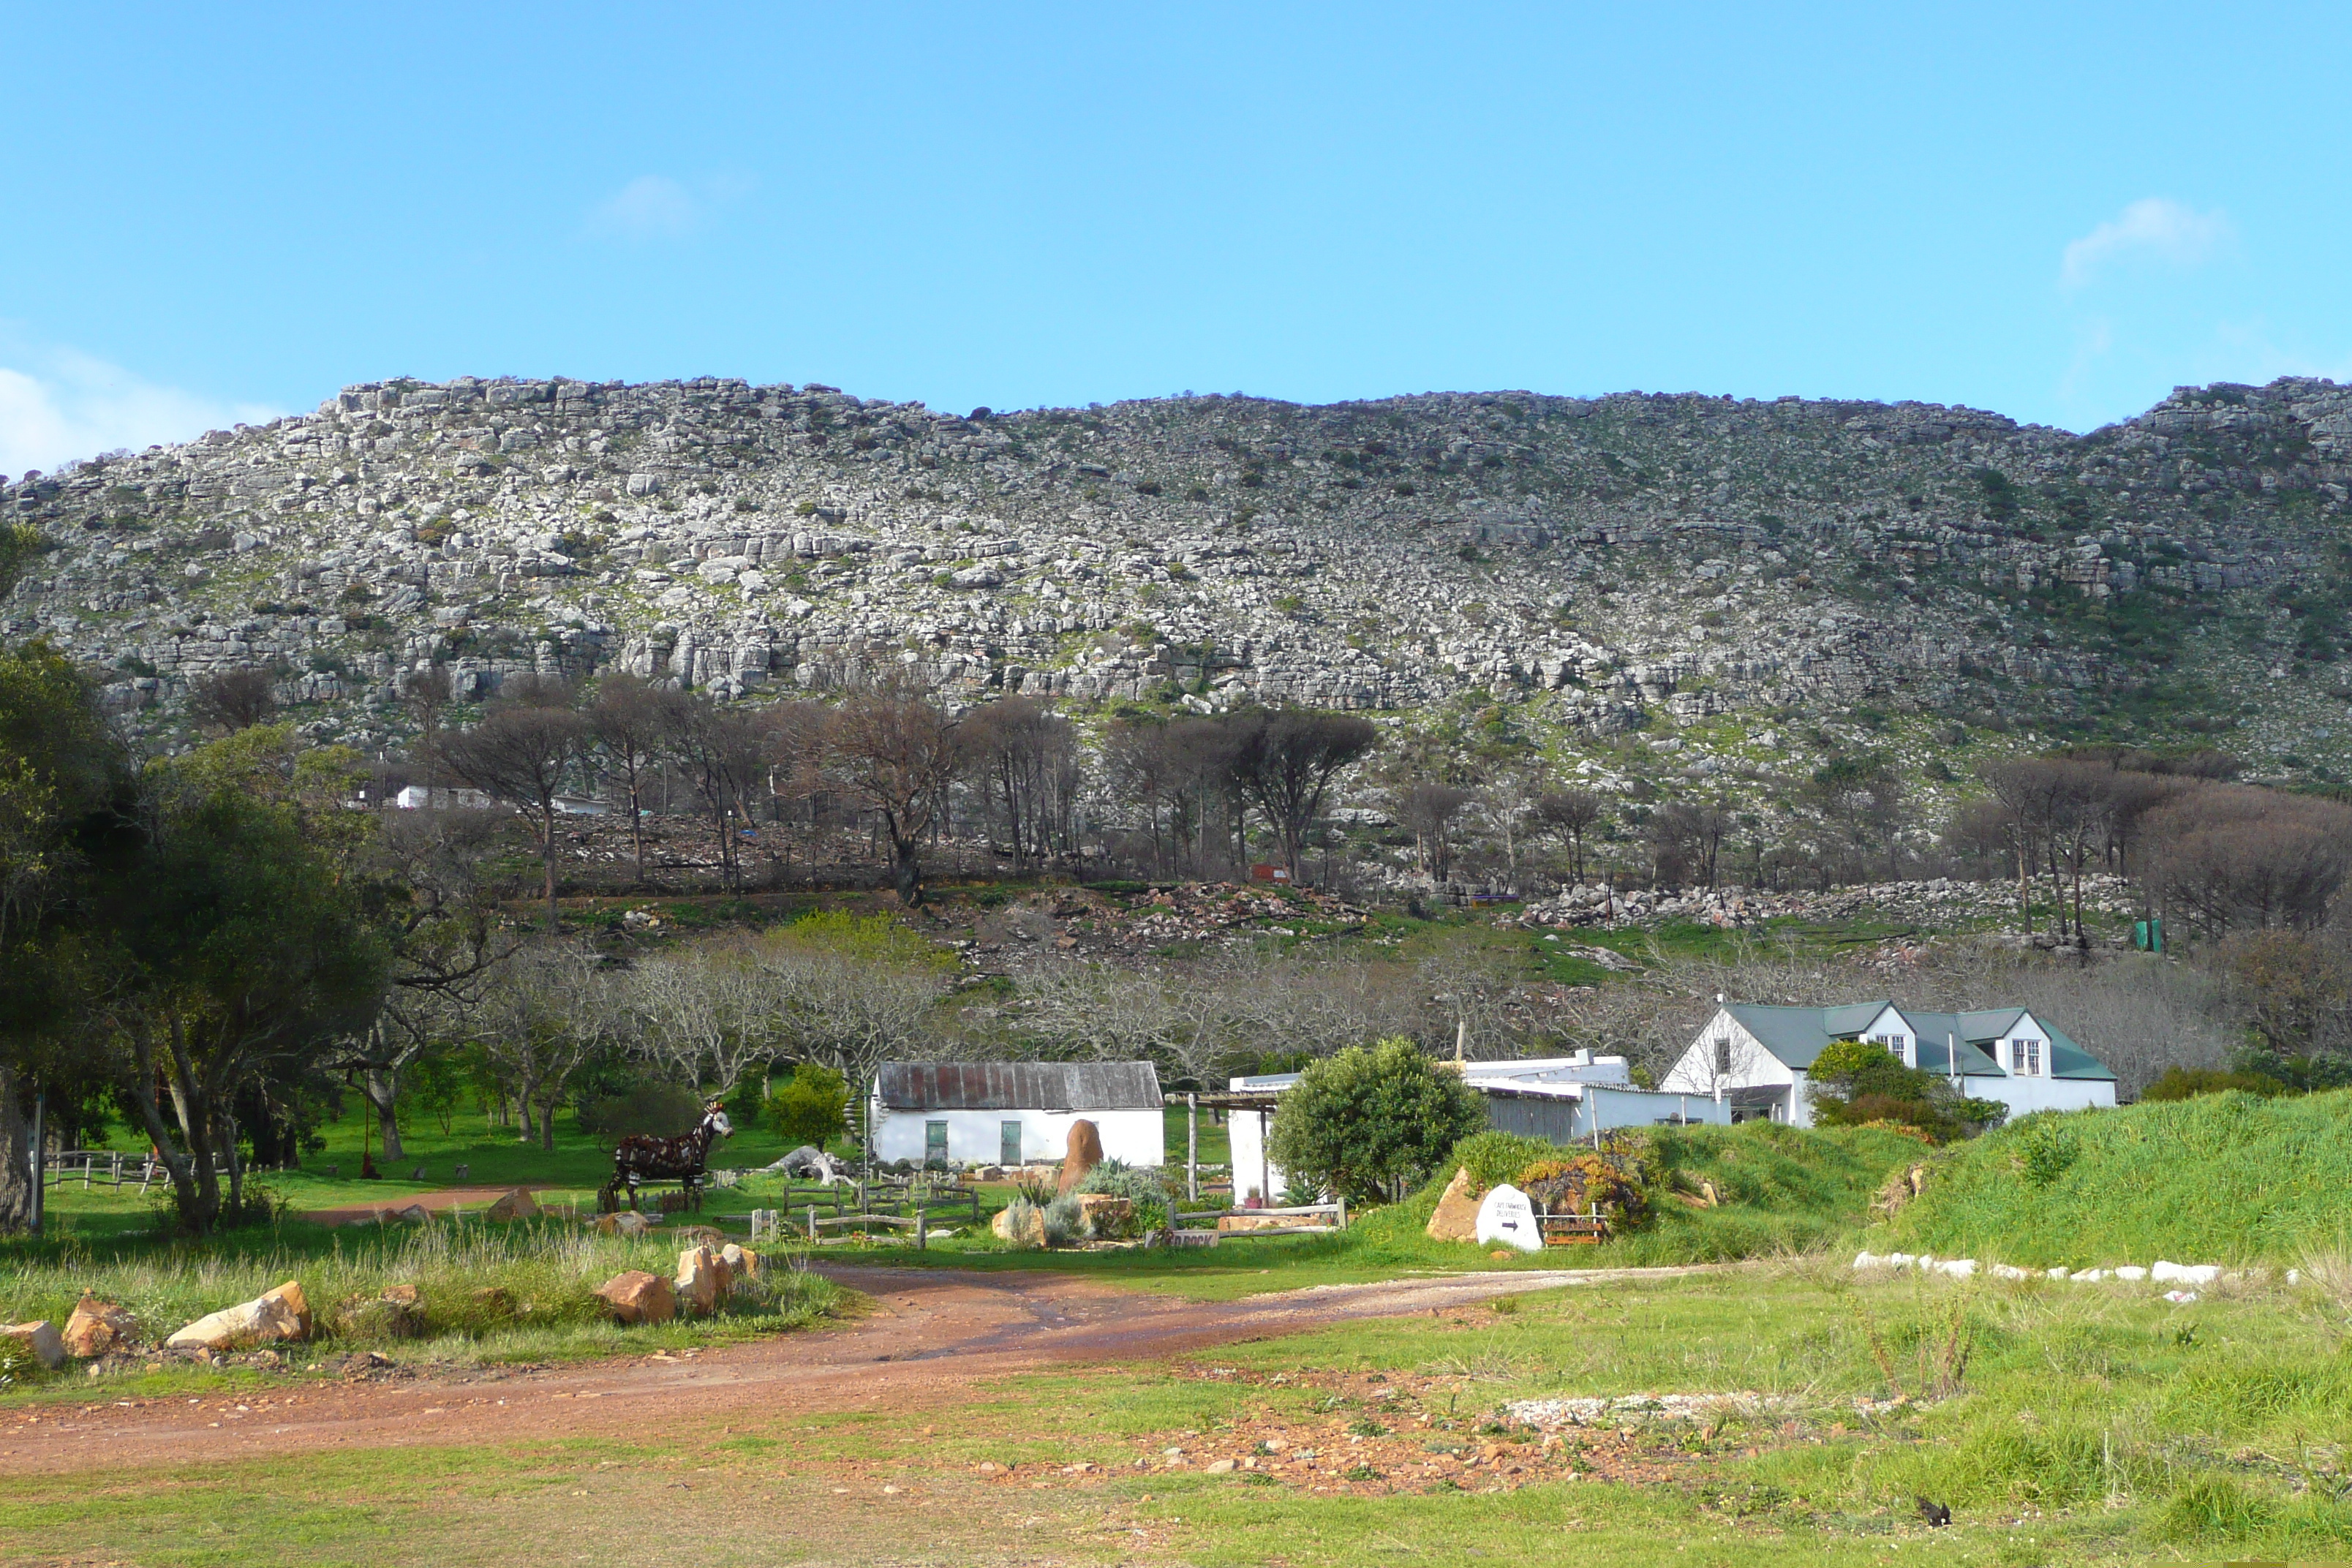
{"left": 1870, "top": 1033, "right": 1908, "bottom": 1065}
{"left": 2010, "top": 1037, "right": 2042, "bottom": 1075}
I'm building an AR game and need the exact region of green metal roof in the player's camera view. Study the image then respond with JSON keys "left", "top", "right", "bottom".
{"left": 1719, "top": 1002, "right": 2114, "bottom": 1081}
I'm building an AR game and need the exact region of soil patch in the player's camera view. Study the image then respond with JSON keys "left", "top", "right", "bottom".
{"left": 3, "top": 1263, "right": 1718, "bottom": 1476}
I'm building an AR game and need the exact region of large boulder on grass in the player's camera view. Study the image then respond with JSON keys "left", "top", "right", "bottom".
{"left": 1425, "top": 1167, "right": 1481, "bottom": 1242}
{"left": 719, "top": 1243, "right": 762, "bottom": 1287}
{"left": 62, "top": 1296, "right": 138, "bottom": 1358}
{"left": 1, "top": 1320, "right": 64, "bottom": 1371}
{"left": 165, "top": 1281, "right": 309, "bottom": 1352}
{"left": 485, "top": 1188, "right": 539, "bottom": 1221}
{"left": 594, "top": 1270, "right": 675, "bottom": 1326}
{"left": 596, "top": 1210, "right": 656, "bottom": 1237}
{"left": 1055, "top": 1120, "right": 1104, "bottom": 1197}
{"left": 674, "top": 1245, "right": 731, "bottom": 1316}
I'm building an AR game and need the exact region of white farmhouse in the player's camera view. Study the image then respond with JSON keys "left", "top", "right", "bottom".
{"left": 867, "top": 1061, "right": 1164, "bottom": 1169}
{"left": 1659, "top": 1001, "right": 2119, "bottom": 1127}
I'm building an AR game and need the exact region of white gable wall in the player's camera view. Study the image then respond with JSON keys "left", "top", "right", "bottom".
{"left": 1659, "top": 1009, "right": 1811, "bottom": 1126}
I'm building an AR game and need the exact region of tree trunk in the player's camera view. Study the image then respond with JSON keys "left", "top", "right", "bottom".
{"left": 365, "top": 1066, "right": 407, "bottom": 1164}
{"left": 516, "top": 1074, "right": 540, "bottom": 1143}
{"left": 892, "top": 836, "right": 924, "bottom": 906}
{"left": 537, "top": 1093, "right": 559, "bottom": 1150}
{"left": 0, "top": 1066, "right": 33, "bottom": 1235}
{"left": 541, "top": 804, "right": 561, "bottom": 930}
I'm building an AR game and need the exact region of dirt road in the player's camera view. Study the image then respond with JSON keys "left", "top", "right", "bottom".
{"left": 2, "top": 1263, "right": 1711, "bottom": 1477}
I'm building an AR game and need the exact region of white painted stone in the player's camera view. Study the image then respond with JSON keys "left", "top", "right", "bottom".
{"left": 1474, "top": 1183, "right": 1542, "bottom": 1253}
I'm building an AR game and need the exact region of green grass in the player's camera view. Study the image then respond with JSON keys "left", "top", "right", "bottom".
{"left": 10, "top": 1265, "right": 2352, "bottom": 1563}
{"left": 1881, "top": 1088, "right": 2352, "bottom": 1267}
{"left": 0, "top": 1218, "right": 845, "bottom": 1395}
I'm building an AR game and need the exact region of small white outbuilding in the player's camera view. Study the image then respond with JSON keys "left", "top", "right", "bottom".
{"left": 867, "top": 1061, "right": 1165, "bottom": 1169}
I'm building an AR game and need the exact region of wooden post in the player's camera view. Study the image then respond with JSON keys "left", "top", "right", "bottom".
{"left": 807, "top": 1205, "right": 818, "bottom": 1242}
{"left": 1186, "top": 1093, "right": 1199, "bottom": 1203}
{"left": 915, "top": 1196, "right": 927, "bottom": 1252}
{"left": 1336, "top": 1194, "right": 1347, "bottom": 1231}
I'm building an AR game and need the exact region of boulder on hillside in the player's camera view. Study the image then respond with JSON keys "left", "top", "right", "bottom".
{"left": 61, "top": 1296, "right": 138, "bottom": 1358}
{"left": 165, "top": 1281, "right": 309, "bottom": 1352}
{"left": 2, "top": 1320, "right": 65, "bottom": 1371}
{"left": 1055, "top": 1119, "right": 1104, "bottom": 1197}
{"left": 595, "top": 1270, "right": 676, "bottom": 1326}
{"left": 485, "top": 1188, "right": 539, "bottom": 1221}
{"left": 1425, "top": 1167, "right": 1481, "bottom": 1242}
{"left": 718, "top": 1243, "right": 763, "bottom": 1286}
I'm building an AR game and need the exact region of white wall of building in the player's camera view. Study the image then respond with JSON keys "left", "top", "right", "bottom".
{"left": 1967, "top": 1074, "right": 2117, "bottom": 1117}
{"left": 868, "top": 1102, "right": 1164, "bottom": 1168}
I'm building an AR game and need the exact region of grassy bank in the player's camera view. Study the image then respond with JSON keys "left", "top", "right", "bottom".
{"left": 0, "top": 1218, "right": 843, "bottom": 1388}
{"left": 1880, "top": 1088, "right": 2352, "bottom": 1267}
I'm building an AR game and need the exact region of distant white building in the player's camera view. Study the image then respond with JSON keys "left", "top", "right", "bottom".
{"left": 867, "top": 1061, "right": 1164, "bottom": 1169}
{"left": 392, "top": 783, "right": 493, "bottom": 810}
{"left": 1659, "top": 1000, "right": 2119, "bottom": 1127}
{"left": 1223, "top": 1052, "right": 1728, "bottom": 1205}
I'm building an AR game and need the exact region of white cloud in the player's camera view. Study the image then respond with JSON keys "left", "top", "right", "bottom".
{"left": 587, "top": 175, "right": 704, "bottom": 240}
{"left": 584, "top": 173, "right": 757, "bottom": 241}
{"left": 0, "top": 342, "right": 280, "bottom": 478}
{"left": 2060, "top": 197, "right": 2233, "bottom": 290}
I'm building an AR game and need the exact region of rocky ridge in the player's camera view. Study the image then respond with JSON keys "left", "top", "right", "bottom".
{"left": 6, "top": 375, "right": 2351, "bottom": 758}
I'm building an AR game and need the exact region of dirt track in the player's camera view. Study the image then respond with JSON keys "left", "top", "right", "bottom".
{"left": 1, "top": 1263, "right": 1713, "bottom": 1476}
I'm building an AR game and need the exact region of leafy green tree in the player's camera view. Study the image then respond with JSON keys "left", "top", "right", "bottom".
{"left": 1267, "top": 1037, "right": 1485, "bottom": 1205}
{"left": 1806, "top": 1037, "right": 2005, "bottom": 1142}
{"left": 0, "top": 638, "right": 131, "bottom": 1232}
{"left": 94, "top": 733, "right": 388, "bottom": 1232}
{"left": 766, "top": 1062, "right": 849, "bottom": 1147}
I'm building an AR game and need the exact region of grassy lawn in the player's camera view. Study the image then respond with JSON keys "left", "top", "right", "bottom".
{"left": 8, "top": 1262, "right": 2348, "bottom": 1564}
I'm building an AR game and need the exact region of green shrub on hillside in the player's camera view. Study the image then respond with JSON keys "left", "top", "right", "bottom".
{"left": 1807, "top": 1036, "right": 2006, "bottom": 1140}
{"left": 2142, "top": 1064, "right": 2289, "bottom": 1101}
{"left": 1881, "top": 1088, "right": 2352, "bottom": 1264}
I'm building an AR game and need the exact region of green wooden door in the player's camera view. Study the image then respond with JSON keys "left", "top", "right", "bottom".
{"left": 1000, "top": 1120, "right": 1022, "bottom": 1167}
{"left": 925, "top": 1120, "right": 949, "bottom": 1166}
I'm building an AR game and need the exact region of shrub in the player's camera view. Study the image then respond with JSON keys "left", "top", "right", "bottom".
{"left": 2143, "top": 1065, "right": 2289, "bottom": 1101}
{"left": 1041, "top": 1194, "right": 1087, "bottom": 1246}
{"left": 1444, "top": 1131, "right": 1560, "bottom": 1193}
{"left": 577, "top": 1081, "right": 706, "bottom": 1139}
{"left": 1807, "top": 1037, "right": 1998, "bottom": 1141}
{"left": 1078, "top": 1158, "right": 1170, "bottom": 1236}
{"left": 999, "top": 1196, "right": 1045, "bottom": 1251}
{"left": 766, "top": 1064, "right": 849, "bottom": 1146}
{"left": 1266, "top": 1039, "right": 1487, "bottom": 1205}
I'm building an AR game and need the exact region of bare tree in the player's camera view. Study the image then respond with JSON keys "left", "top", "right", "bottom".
{"left": 1531, "top": 789, "right": 1605, "bottom": 885}
{"left": 1395, "top": 782, "right": 1472, "bottom": 881}
{"left": 188, "top": 666, "right": 279, "bottom": 733}
{"left": 965, "top": 697, "right": 1082, "bottom": 871}
{"left": 434, "top": 678, "right": 590, "bottom": 929}
{"left": 589, "top": 673, "right": 685, "bottom": 885}
{"left": 399, "top": 662, "right": 456, "bottom": 754}
{"left": 472, "top": 940, "right": 611, "bottom": 1148}
{"left": 825, "top": 682, "right": 963, "bottom": 904}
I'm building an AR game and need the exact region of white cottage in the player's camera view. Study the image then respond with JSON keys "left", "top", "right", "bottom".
{"left": 1659, "top": 1000, "right": 2119, "bottom": 1127}
{"left": 867, "top": 1061, "right": 1165, "bottom": 1169}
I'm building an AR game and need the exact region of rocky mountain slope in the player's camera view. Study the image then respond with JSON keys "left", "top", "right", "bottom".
{"left": 7, "top": 374, "right": 2352, "bottom": 776}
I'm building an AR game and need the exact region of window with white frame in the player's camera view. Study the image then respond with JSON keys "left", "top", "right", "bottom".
{"left": 2010, "top": 1036, "right": 2042, "bottom": 1075}
{"left": 1714, "top": 1036, "right": 1732, "bottom": 1074}
{"left": 1870, "top": 1033, "right": 1907, "bottom": 1063}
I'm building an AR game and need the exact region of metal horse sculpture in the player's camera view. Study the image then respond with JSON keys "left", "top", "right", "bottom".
{"left": 605, "top": 1101, "right": 733, "bottom": 1213}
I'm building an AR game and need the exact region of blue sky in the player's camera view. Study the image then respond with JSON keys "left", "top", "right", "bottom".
{"left": 2, "top": 4, "right": 2345, "bottom": 472}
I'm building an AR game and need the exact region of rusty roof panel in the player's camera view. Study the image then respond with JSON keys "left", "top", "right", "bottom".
{"left": 878, "top": 1060, "right": 1162, "bottom": 1112}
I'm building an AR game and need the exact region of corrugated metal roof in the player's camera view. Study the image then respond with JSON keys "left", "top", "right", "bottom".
{"left": 878, "top": 1060, "right": 1164, "bottom": 1112}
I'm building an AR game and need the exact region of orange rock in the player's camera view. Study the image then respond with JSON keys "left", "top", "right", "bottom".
{"left": 1425, "top": 1167, "right": 1481, "bottom": 1242}
{"left": 1056, "top": 1120, "right": 1104, "bottom": 1197}
{"left": 594, "top": 1270, "right": 676, "bottom": 1326}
